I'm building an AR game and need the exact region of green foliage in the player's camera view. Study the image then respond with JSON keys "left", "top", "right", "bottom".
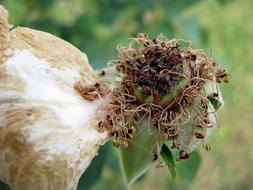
{"left": 176, "top": 151, "right": 201, "bottom": 183}
{"left": 164, "top": 150, "right": 201, "bottom": 190}
{"left": 160, "top": 144, "right": 176, "bottom": 181}
{"left": 119, "top": 119, "right": 160, "bottom": 187}
{"left": 207, "top": 96, "right": 222, "bottom": 110}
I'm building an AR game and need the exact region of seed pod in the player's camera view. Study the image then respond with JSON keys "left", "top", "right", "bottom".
{"left": 0, "top": 6, "right": 108, "bottom": 190}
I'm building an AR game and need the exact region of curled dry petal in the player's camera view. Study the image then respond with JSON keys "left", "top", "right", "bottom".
{"left": 0, "top": 6, "right": 108, "bottom": 190}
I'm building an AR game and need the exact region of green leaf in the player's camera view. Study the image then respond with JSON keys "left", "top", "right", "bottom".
{"left": 176, "top": 151, "right": 201, "bottom": 182}
{"left": 77, "top": 142, "right": 109, "bottom": 190}
{"left": 204, "top": 82, "right": 223, "bottom": 111}
{"left": 119, "top": 119, "right": 159, "bottom": 187}
{"left": 207, "top": 96, "right": 222, "bottom": 110}
{"left": 160, "top": 144, "right": 176, "bottom": 181}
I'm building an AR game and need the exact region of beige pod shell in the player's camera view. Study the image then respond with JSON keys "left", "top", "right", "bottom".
{"left": 0, "top": 5, "right": 108, "bottom": 190}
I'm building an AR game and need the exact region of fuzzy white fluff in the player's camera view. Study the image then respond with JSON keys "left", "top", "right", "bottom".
{"left": 0, "top": 49, "right": 108, "bottom": 190}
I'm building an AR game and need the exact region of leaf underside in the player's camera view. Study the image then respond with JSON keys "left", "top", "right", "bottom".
{"left": 176, "top": 151, "right": 201, "bottom": 182}
{"left": 119, "top": 119, "right": 160, "bottom": 187}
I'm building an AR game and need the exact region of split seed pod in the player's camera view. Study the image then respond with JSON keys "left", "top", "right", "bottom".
{"left": 0, "top": 6, "right": 108, "bottom": 190}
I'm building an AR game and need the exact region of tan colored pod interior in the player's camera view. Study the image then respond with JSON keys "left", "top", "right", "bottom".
{"left": 0, "top": 5, "right": 108, "bottom": 190}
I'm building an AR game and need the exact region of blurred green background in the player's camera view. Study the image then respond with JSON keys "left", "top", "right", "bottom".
{"left": 0, "top": 0, "right": 253, "bottom": 190}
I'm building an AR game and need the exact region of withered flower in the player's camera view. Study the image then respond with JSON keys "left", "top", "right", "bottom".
{"left": 97, "top": 33, "right": 229, "bottom": 159}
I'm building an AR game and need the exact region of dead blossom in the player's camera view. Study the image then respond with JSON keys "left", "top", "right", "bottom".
{"left": 75, "top": 33, "right": 229, "bottom": 159}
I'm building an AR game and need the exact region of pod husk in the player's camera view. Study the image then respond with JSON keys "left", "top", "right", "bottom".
{"left": 0, "top": 5, "right": 108, "bottom": 190}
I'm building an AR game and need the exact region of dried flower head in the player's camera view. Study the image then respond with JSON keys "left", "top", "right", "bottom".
{"left": 96, "top": 33, "right": 229, "bottom": 159}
